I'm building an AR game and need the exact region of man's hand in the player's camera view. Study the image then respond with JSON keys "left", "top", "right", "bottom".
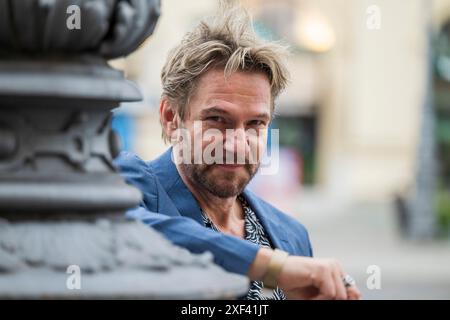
{"left": 278, "top": 256, "right": 361, "bottom": 300}
{"left": 248, "top": 248, "right": 361, "bottom": 300}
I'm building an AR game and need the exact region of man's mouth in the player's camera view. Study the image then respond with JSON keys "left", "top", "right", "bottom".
{"left": 214, "top": 164, "right": 245, "bottom": 171}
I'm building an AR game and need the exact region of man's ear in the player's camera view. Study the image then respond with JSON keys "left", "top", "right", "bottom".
{"left": 160, "top": 97, "right": 180, "bottom": 141}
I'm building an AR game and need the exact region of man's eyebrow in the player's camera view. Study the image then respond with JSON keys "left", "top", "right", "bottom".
{"left": 199, "top": 107, "right": 230, "bottom": 117}
{"left": 252, "top": 112, "right": 271, "bottom": 120}
{"left": 200, "top": 107, "right": 271, "bottom": 120}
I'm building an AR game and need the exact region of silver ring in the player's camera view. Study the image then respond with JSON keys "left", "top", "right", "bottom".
{"left": 342, "top": 274, "right": 356, "bottom": 288}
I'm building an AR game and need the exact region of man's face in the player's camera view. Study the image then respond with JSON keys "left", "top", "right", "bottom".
{"left": 174, "top": 68, "right": 272, "bottom": 198}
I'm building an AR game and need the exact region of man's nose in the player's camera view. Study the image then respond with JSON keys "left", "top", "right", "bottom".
{"left": 224, "top": 128, "right": 248, "bottom": 163}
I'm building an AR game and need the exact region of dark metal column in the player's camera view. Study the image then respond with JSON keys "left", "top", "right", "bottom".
{"left": 0, "top": 0, "right": 248, "bottom": 299}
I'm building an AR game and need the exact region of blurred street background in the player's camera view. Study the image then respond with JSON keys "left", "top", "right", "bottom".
{"left": 111, "top": 0, "right": 450, "bottom": 299}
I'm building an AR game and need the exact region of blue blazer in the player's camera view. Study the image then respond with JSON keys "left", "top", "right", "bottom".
{"left": 114, "top": 148, "right": 313, "bottom": 275}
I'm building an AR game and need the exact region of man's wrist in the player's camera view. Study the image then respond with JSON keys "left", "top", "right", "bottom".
{"left": 247, "top": 247, "right": 273, "bottom": 281}
{"left": 262, "top": 249, "right": 289, "bottom": 289}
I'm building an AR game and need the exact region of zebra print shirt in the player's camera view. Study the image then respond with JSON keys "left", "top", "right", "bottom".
{"left": 201, "top": 195, "right": 286, "bottom": 300}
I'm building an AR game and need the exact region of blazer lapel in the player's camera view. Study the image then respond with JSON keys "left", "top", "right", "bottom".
{"left": 243, "top": 189, "right": 293, "bottom": 253}
{"left": 150, "top": 147, "right": 204, "bottom": 225}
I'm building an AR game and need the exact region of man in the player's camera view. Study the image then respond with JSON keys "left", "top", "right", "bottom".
{"left": 115, "top": 3, "right": 361, "bottom": 300}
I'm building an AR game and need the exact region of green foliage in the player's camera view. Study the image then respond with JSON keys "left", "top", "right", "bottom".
{"left": 436, "top": 190, "right": 450, "bottom": 231}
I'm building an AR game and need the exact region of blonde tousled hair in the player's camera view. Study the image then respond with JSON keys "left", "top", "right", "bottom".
{"left": 160, "top": 1, "right": 290, "bottom": 142}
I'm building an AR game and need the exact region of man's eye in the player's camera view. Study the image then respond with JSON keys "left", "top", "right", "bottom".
{"left": 206, "top": 116, "right": 225, "bottom": 123}
{"left": 248, "top": 120, "right": 266, "bottom": 127}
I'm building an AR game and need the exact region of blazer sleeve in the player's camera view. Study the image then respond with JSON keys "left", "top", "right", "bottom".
{"left": 114, "top": 152, "right": 260, "bottom": 275}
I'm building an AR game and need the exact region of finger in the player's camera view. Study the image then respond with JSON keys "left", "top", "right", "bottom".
{"left": 313, "top": 267, "right": 336, "bottom": 299}
{"left": 334, "top": 261, "right": 349, "bottom": 300}
{"left": 332, "top": 264, "right": 348, "bottom": 300}
{"left": 298, "top": 286, "right": 320, "bottom": 300}
{"left": 347, "top": 286, "right": 362, "bottom": 300}
{"left": 311, "top": 294, "right": 330, "bottom": 300}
